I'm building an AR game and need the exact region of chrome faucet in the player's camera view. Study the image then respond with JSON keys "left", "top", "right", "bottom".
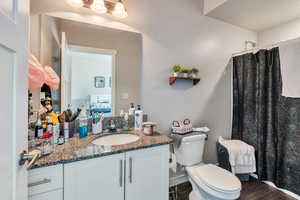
{"left": 108, "top": 119, "right": 117, "bottom": 133}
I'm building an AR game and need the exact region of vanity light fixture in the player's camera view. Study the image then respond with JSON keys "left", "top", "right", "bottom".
{"left": 91, "top": 0, "right": 107, "bottom": 13}
{"left": 112, "top": 0, "right": 128, "bottom": 19}
{"left": 68, "top": 0, "right": 128, "bottom": 18}
{"left": 68, "top": 0, "right": 84, "bottom": 7}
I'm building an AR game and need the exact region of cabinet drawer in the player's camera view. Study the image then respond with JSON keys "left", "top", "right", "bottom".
{"left": 28, "top": 165, "right": 63, "bottom": 196}
{"left": 29, "top": 189, "right": 63, "bottom": 200}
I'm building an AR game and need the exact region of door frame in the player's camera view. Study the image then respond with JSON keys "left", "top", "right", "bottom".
{"left": 69, "top": 45, "right": 117, "bottom": 116}
{"left": 0, "top": 0, "right": 30, "bottom": 199}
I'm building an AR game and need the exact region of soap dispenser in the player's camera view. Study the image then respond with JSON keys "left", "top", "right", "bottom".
{"left": 123, "top": 112, "right": 130, "bottom": 131}
{"left": 129, "top": 103, "right": 135, "bottom": 115}
{"left": 134, "top": 105, "right": 143, "bottom": 131}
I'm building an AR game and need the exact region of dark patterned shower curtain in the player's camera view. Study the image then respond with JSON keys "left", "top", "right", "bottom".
{"left": 232, "top": 47, "right": 300, "bottom": 195}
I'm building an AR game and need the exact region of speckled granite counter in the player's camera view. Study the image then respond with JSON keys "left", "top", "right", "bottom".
{"left": 29, "top": 130, "right": 172, "bottom": 170}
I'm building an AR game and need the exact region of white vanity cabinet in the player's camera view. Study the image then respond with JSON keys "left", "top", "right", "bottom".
{"left": 28, "top": 165, "right": 63, "bottom": 200}
{"left": 28, "top": 145, "right": 169, "bottom": 200}
{"left": 125, "top": 145, "right": 169, "bottom": 200}
{"left": 64, "top": 153, "right": 125, "bottom": 200}
{"left": 64, "top": 145, "right": 169, "bottom": 200}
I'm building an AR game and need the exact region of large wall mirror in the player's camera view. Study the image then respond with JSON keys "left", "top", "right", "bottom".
{"left": 29, "top": 14, "right": 142, "bottom": 117}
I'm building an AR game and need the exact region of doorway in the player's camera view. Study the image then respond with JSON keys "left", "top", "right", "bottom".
{"left": 68, "top": 45, "right": 116, "bottom": 117}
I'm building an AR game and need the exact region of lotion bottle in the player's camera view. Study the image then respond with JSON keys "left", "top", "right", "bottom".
{"left": 129, "top": 103, "right": 135, "bottom": 115}
{"left": 134, "top": 105, "right": 143, "bottom": 131}
{"left": 35, "top": 119, "right": 43, "bottom": 138}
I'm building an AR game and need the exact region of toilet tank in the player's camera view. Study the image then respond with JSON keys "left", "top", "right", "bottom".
{"left": 174, "top": 134, "right": 207, "bottom": 166}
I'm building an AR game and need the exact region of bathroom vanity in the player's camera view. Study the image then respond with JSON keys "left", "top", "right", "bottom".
{"left": 28, "top": 131, "right": 171, "bottom": 200}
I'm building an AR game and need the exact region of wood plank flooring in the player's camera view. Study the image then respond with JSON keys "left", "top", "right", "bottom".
{"left": 169, "top": 180, "right": 298, "bottom": 200}
{"left": 240, "top": 181, "right": 297, "bottom": 200}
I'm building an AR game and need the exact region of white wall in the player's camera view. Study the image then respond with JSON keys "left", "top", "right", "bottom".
{"left": 203, "top": 0, "right": 228, "bottom": 14}
{"left": 30, "top": 0, "right": 257, "bottom": 163}
{"left": 258, "top": 18, "right": 300, "bottom": 46}
{"left": 70, "top": 51, "right": 112, "bottom": 107}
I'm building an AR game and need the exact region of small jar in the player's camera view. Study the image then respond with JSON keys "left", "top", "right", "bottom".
{"left": 143, "top": 122, "right": 157, "bottom": 136}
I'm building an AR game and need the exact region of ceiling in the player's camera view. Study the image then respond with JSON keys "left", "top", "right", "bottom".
{"left": 206, "top": 0, "right": 300, "bottom": 32}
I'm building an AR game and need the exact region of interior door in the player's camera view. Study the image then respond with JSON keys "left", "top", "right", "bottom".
{"left": 0, "top": 0, "right": 29, "bottom": 200}
{"left": 61, "top": 32, "right": 71, "bottom": 112}
{"left": 125, "top": 145, "right": 170, "bottom": 200}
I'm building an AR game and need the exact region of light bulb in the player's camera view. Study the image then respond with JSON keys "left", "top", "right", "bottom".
{"left": 68, "top": 0, "right": 83, "bottom": 7}
{"left": 91, "top": 0, "right": 107, "bottom": 13}
{"left": 112, "top": 1, "right": 128, "bottom": 18}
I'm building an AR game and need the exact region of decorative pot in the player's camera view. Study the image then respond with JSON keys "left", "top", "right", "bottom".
{"left": 190, "top": 73, "right": 197, "bottom": 78}
{"left": 182, "top": 73, "right": 188, "bottom": 77}
{"left": 173, "top": 72, "right": 180, "bottom": 77}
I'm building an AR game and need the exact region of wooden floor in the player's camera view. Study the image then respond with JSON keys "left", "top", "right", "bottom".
{"left": 240, "top": 181, "right": 297, "bottom": 200}
{"left": 170, "top": 180, "right": 297, "bottom": 200}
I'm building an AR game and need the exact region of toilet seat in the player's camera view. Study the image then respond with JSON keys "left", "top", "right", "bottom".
{"left": 186, "top": 164, "right": 241, "bottom": 199}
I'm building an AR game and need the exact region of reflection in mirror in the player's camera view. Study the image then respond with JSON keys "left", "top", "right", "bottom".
{"left": 67, "top": 46, "right": 116, "bottom": 117}
{"left": 29, "top": 14, "right": 142, "bottom": 121}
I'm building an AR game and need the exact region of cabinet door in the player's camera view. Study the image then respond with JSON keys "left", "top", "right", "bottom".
{"left": 64, "top": 154, "right": 125, "bottom": 200}
{"left": 125, "top": 145, "right": 169, "bottom": 200}
{"left": 29, "top": 190, "right": 63, "bottom": 200}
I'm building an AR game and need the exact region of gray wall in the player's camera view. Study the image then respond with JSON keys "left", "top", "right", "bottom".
{"left": 123, "top": 0, "right": 257, "bottom": 163}
{"left": 59, "top": 19, "right": 142, "bottom": 115}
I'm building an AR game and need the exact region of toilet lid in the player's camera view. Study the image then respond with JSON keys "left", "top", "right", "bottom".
{"left": 187, "top": 164, "right": 241, "bottom": 193}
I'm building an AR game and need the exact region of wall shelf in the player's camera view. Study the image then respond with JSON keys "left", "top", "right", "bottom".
{"left": 169, "top": 76, "right": 200, "bottom": 86}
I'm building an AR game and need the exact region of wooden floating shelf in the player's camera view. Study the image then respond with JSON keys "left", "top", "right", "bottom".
{"left": 169, "top": 76, "right": 201, "bottom": 86}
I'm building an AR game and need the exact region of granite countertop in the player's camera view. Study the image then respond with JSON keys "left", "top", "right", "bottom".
{"left": 29, "top": 130, "right": 172, "bottom": 170}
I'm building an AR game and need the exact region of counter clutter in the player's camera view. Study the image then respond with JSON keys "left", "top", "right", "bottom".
{"left": 28, "top": 130, "right": 172, "bottom": 169}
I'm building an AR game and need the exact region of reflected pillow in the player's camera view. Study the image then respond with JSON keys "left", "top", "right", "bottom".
{"left": 44, "top": 65, "right": 60, "bottom": 91}
{"left": 28, "top": 53, "right": 45, "bottom": 89}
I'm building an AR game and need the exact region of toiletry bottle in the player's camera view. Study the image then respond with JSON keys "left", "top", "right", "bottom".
{"left": 129, "top": 103, "right": 135, "bottom": 115}
{"left": 46, "top": 118, "right": 53, "bottom": 135}
{"left": 123, "top": 112, "right": 130, "bottom": 131}
{"left": 42, "top": 119, "right": 46, "bottom": 131}
{"left": 134, "top": 105, "right": 143, "bottom": 131}
{"left": 79, "top": 107, "right": 88, "bottom": 138}
{"left": 92, "top": 112, "right": 102, "bottom": 135}
{"left": 35, "top": 119, "right": 43, "bottom": 138}
{"left": 120, "top": 109, "right": 125, "bottom": 117}
{"left": 52, "top": 123, "right": 59, "bottom": 145}
{"left": 64, "top": 122, "right": 69, "bottom": 141}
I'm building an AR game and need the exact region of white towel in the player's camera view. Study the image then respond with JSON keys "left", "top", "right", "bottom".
{"left": 218, "top": 137, "right": 256, "bottom": 174}
{"left": 192, "top": 127, "right": 210, "bottom": 133}
{"left": 279, "top": 42, "right": 300, "bottom": 98}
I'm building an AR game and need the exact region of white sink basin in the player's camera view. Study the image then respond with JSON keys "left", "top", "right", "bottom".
{"left": 92, "top": 134, "right": 140, "bottom": 146}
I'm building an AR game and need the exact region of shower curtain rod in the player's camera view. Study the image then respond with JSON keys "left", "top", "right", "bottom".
{"left": 232, "top": 36, "right": 300, "bottom": 57}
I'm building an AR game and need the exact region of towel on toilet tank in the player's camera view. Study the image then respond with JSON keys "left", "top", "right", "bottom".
{"left": 218, "top": 137, "right": 256, "bottom": 174}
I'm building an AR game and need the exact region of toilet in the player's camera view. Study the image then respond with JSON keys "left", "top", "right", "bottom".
{"left": 174, "top": 134, "right": 241, "bottom": 200}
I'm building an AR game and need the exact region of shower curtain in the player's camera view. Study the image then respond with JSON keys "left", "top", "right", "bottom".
{"left": 232, "top": 47, "right": 300, "bottom": 195}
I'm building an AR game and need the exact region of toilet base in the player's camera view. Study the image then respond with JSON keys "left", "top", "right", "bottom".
{"left": 189, "top": 177, "right": 228, "bottom": 200}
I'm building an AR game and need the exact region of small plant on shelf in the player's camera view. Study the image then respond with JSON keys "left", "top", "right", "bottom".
{"left": 172, "top": 64, "right": 181, "bottom": 77}
{"left": 190, "top": 68, "right": 199, "bottom": 78}
{"left": 180, "top": 68, "right": 190, "bottom": 77}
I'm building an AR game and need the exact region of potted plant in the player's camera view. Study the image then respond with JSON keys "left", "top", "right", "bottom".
{"left": 180, "top": 68, "right": 190, "bottom": 77}
{"left": 190, "top": 68, "right": 199, "bottom": 78}
{"left": 172, "top": 64, "right": 181, "bottom": 77}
